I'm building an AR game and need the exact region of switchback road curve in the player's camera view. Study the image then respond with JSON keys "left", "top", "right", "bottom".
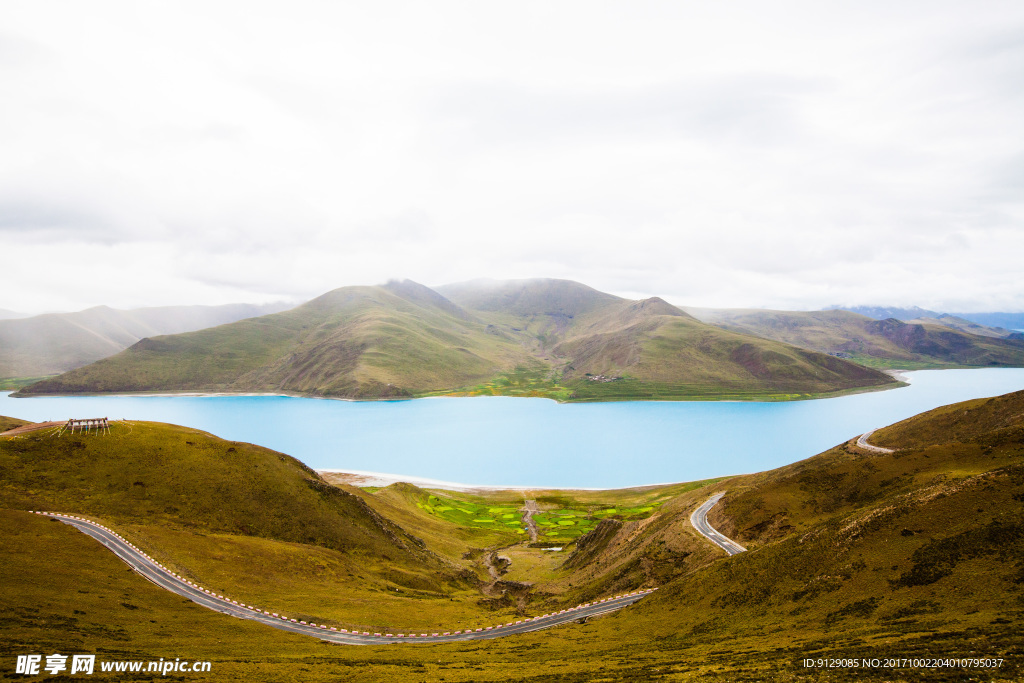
{"left": 856, "top": 429, "right": 895, "bottom": 454}
{"left": 32, "top": 511, "right": 653, "bottom": 645}
{"left": 689, "top": 493, "right": 747, "bottom": 556}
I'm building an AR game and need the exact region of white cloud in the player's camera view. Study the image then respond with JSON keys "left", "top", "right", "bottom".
{"left": 1, "top": 0, "right": 1022, "bottom": 314}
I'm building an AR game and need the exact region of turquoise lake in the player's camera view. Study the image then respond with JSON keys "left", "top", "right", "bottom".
{"left": 3, "top": 368, "right": 1024, "bottom": 488}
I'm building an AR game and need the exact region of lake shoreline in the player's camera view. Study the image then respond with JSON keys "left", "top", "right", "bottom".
{"left": 318, "top": 468, "right": 700, "bottom": 493}
{"left": 3, "top": 368, "right": 1024, "bottom": 489}
{"left": 8, "top": 376, "right": 908, "bottom": 404}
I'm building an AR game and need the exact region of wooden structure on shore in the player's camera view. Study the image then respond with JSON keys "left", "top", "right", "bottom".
{"left": 60, "top": 417, "right": 111, "bottom": 435}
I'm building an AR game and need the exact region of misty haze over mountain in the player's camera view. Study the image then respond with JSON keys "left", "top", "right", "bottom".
{"left": 832, "top": 306, "right": 1024, "bottom": 332}
{"left": 1, "top": 3, "right": 1022, "bottom": 315}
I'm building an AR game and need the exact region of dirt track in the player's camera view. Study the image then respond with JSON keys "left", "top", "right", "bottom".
{"left": 0, "top": 421, "right": 63, "bottom": 437}
{"left": 521, "top": 499, "right": 540, "bottom": 542}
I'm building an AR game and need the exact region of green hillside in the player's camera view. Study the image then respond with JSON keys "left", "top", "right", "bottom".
{"left": 19, "top": 278, "right": 899, "bottom": 401}
{"left": 0, "top": 415, "right": 29, "bottom": 432}
{"left": 19, "top": 281, "right": 532, "bottom": 399}
{"left": 687, "top": 307, "right": 1024, "bottom": 369}
{"left": 442, "top": 280, "right": 899, "bottom": 400}
{"left": 553, "top": 299, "right": 893, "bottom": 400}
{"left": 906, "top": 314, "right": 1020, "bottom": 339}
{"left": 0, "top": 420, "right": 440, "bottom": 562}
{"left": 632, "top": 389, "right": 1024, "bottom": 678}
{"left": 0, "top": 418, "right": 502, "bottom": 631}
{"left": 0, "top": 302, "right": 289, "bottom": 381}
{"left": 4, "top": 391, "right": 1024, "bottom": 680}
{"left": 436, "top": 277, "right": 626, "bottom": 319}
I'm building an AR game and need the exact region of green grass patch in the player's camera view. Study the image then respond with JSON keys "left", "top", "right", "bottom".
{"left": 433, "top": 364, "right": 574, "bottom": 401}
{"left": 408, "top": 493, "right": 523, "bottom": 535}
{"left": 527, "top": 500, "right": 669, "bottom": 541}
{"left": 0, "top": 415, "right": 30, "bottom": 432}
{"left": 0, "top": 375, "right": 55, "bottom": 391}
{"left": 844, "top": 354, "right": 958, "bottom": 370}
{"left": 565, "top": 377, "right": 833, "bottom": 402}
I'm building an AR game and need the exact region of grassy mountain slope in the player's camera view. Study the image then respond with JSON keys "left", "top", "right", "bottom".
{"left": 906, "top": 314, "right": 1020, "bottom": 339}
{"left": 0, "top": 420, "right": 436, "bottom": 559}
{"left": 21, "top": 278, "right": 899, "bottom": 401}
{"left": 0, "top": 416, "right": 29, "bottom": 433}
{"left": 554, "top": 299, "right": 894, "bottom": 399}
{"left": 0, "top": 302, "right": 291, "bottom": 379}
{"left": 687, "top": 306, "right": 1024, "bottom": 369}
{"left": 0, "top": 418, "right": 504, "bottom": 631}
{"left": 502, "top": 388, "right": 1024, "bottom": 679}
{"left": 436, "top": 278, "right": 629, "bottom": 351}
{"left": 5, "top": 391, "right": 1024, "bottom": 680}
{"left": 19, "top": 281, "right": 532, "bottom": 399}
{"left": 642, "top": 390, "right": 1024, "bottom": 669}
{"left": 2, "top": 508, "right": 329, "bottom": 673}
{"left": 870, "top": 388, "right": 1024, "bottom": 450}
{"left": 441, "top": 280, "right": 898, "bottom": 400}
{"left": 839, "top": 305, "right": 1024, "bottom": 332}
{"left": 436, "top": 277, "right": 625, "bottom": 320}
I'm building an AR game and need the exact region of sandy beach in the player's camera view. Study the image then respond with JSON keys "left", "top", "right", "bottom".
{"left": 317, "top": 468, "right": 682, "bottom": 493}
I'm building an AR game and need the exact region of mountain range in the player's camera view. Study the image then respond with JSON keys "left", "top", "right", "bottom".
{"left": 0, "top": 302, "right": 291, "bottom": 378}
{"left": 16, "top": 279, "right": 896, "bottom": 401}
{"left": 831, "top": 305, "right": 1024, "bottom": 333}
{"left": 10, "top": 279, "right": 1024, "bottom": 400}
{"left": 685, "top": 307, "right": 1024, "bottom": 369}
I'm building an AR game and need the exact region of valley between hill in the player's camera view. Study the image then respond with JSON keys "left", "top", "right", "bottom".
{"left": 3, "top": 390, "right": 1024, "bottom": 680}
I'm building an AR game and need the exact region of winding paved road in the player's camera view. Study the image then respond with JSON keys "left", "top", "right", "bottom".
{"left": 33, "top": 511, "right": 652, "bottom": 645}
{"left": 689, "top": 493, "right": 746, "bottom": 556}
{"left": 856, "top": 429, "right": 895, "bottom": 454}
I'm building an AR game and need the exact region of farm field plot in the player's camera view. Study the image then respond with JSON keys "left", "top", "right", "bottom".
{"left": 531, "top": 503, "right": 662, "bottom": 541}
{"left": 409, "top": 489, "right": 669, "bottom": 542}
{"left": 415, "top": 494, "right": 527, "bottom": 534}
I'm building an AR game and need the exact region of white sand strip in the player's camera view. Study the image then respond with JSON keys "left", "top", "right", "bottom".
{"left": 317, "top": 469, "right": 687, "bottom": 492}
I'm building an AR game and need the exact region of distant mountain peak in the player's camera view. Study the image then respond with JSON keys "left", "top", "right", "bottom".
{"left": 19, "top": 277, "right": 902, "bottom": 400}
{"left": 382, "top": 279, "right": 471, "bottom": 320}
{"left": 629, "top": 297, "right": 690, "bottom": 317}
{"left": 829, "top": 304, "right": 943, "bottom": 320}
{"left": 437, "top": 277, "right": 624, "bottom": 318}
{"left": 830, "top": 305, "right": 1022, "bottom": 339}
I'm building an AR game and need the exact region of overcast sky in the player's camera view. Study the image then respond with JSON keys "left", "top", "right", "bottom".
{"left": 2, "top": 1, "right": 1022, "bottom": 314}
